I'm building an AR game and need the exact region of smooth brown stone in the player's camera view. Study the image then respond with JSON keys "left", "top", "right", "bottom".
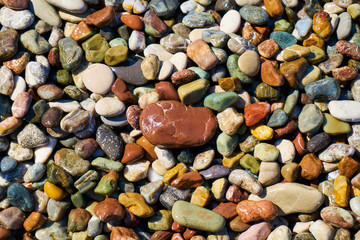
{"left": 48, "top": 48, "right": 60, "bottom": 67}
{"left": 155, "top": 81, "right": 180, "bottom": 101}
{"left": 236, "top": 200, "right": 278, "bottom": 223}
{"left": 41, "top": 107, "right": 63, "bottom": 128}
{"left": 23, "top": 212, "right": 46, "bottom": 232}
{"left": 171, "top": 69, "right": 197, "bottom": 86}
{"left": 171, "top": 171, "right": 204, "bottom": 189}
{"left": 338, "top": 156, "right": 359, "bottom": 178}
{"left": 183, "top": 228, "right": 199, "bottom": 240}
{"left": 94, "top": 198, "right": 125, "bottom": 223}
{"left": 280, "top": 58, "right": 309, "bottom": 88}
{"left": 261, "top": 60, "right": 284, "bottom": 87}
{"left": 0, "top": 207, "right": 25, "bottom": 230}
{"left": 71, "top": 21, "right": 96, "bottom": 42}
{"left": 121, "top": 143, "right": 145, "bottom": 164}
{"left": 143, "top": 10, "right": 167, "bottom": 38}
{"left": 274, "top": 120, "right": 298, "bottom": 138}
{"left": 212, "top": 202, "right": 238, "bottom": 220}
{"left": 140, "top": 101, "right": 218, "bottom": 148}
{"left": 86, "top": 6, "right": 115, "bottom": 28}
{"left": 75, "top": 138, "right": 98, "bottom": 159}
{"left": 292, "top": 132, "right": 307, "bottom": 156}
{"left": 0, "top": 227, "right": 11, "bottom": 240}
{"left": 111, "top": 78, "right": 134, "bottom": 104}
{"left": 172, "top": 222, "right": 186, "bottom": 233}
{"left": 332, "top": 66, "right": 358, "bottom": 84}
{"left": 258, "top": 39, "right": 279, "bottom": 59}
{"left": 299, "top": 153, "right": 322, "bottom": 180}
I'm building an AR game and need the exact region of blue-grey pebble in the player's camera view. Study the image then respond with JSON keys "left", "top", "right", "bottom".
{"left": 24, "top": 163, "right": 46, "bottom": 182}
{"left": 7, "top": 183, "right": 34, "bottom": 211}
{"left": 240, "top": 6, "right": 270, "bottom": 25}
{"left": 0, "top": 156, "right": 17, "bottom": 173}
{"left": 270, "top": 31, "right": 297, "bottom": 49}
{"left": 267, "top": 109, "right": 288, "bottom": 128}
{"left": 182, "top": 12, "right": 215, "bottom": 28}
{"left": 305, "top": 78, "right": 341, "bottom": 101}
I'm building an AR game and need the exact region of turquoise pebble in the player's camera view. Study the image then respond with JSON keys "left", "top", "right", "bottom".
{"left": 204, "top": 92, "right": 238, "bottom": 112}
{"left": 270, "top": 31, "right": 297, "bottom": 49}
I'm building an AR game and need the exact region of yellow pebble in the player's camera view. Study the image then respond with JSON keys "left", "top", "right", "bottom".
{"left": 85, "top": 201, "right": 98, "bottom": 216}
{"left": 72, "top": 231, "right": 91, "bottom": 240}
{"left": 119, "top": 192, "right": 154, "bottom": 218}
{"left": 191, "top": 186, "right": 210, "bottom": 207}
{"left": 218, "top": 77, "right": 242, "bottom": 92}
{"left": 334, "top": 175, "right": 351, "bottom": 207}
{"left": 222, "top": 152, "right": 245, "bottom": 168}
{"left": 44, "top": 181, "right": 68, "bottom": 201}
{"left": 351, "top": 186, "right": 360, "bottom": 198}
{"left": 250, "top": 124, "right": 274, "bottom": 141}
{"left": 162, "top": 163, "right": 187, "bottom": 184}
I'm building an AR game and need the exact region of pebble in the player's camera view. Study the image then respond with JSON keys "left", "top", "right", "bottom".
{"left": 7, "top": 183, "right": 33, "bottom": 211}
{"left": 298, "top": 104, "right": 323, "bottom": 134}
{"left": 309, "top": 220, "right": 335, "bottom": 240}
{"left": 249, "top": 183, "right": 324, "bottom": 215}
{"left": 237, "top": 222, "right": 271, "bottom": 240}
{"left": 0, "top": 7, "right": 34, "bottom": 30}
{"left": 96, "top": 124, "right": 123, "bottom": 160}
{"left": 275, "top": 139, "right": 296, "bottom": 164}
{"left": 172, "top": 200, "right": 225, "bottom": 232}
{"left": 220, "top": 10, "right": 241, "bottom": 34}
{"left": 329, "top": 100, "right": 360, "bottom": 122}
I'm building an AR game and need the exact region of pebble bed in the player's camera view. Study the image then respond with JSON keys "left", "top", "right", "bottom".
{"left": 1, "top": 0, "right": 360, "bottom": 239}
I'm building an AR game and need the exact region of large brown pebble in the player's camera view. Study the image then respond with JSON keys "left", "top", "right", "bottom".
{"left": 258, "top": 39, "right": 279, "bottom": 59}
{"left": 37, "top": 84, "right": 64, "bottom": 101}
{"left": 236, "top": 200, "right": 278, "bottom": 223}
{"left": 279, "top": 57, "right": 309, "bottom": 88}
{"left": 155, "top": 81, "right": 180, "bottom": 101}
{"left": 320, "top": 206, "right": 354, "bottom": 229}
{"left": 3, "top": 0, "right": 28, "bottom": 9}
{"left": 3, "top": 51, "right": 29, "bottom": 74}
{"left": 0, "top": 207, "right": 25, "bottom": 230}
{"left": 94, "top": 198, "right": 125, "bottom": 223}
{"left": 23, "top": 212, "right": 46, "bottom": 232}
{"left": 299, "top": 153, "right": 322, "bottom": 180}
{"left": 264, "top": 0, "right": 284, "bottom": 18}
{"left": 171, "top": 171, "right": 204, "bottom": 189}
{"left": 140, "top": 101, "right": 217, "bottom": 148}
{"left": 86, "top": 6, "right": 115, "bottom": 28}
{"left": 111, "top": 226, "right": 140, "bottom": 240}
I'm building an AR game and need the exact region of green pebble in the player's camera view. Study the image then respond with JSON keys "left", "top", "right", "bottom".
{"left": 254, "top": 143, "right": 280, "bottom": 161}
{"left": 47, "top": 163, "right": 74, "bottom": 194}
{"left": 216, "top": 132, "right": 239, "bottom": 157}
{"left": 94, "top": 172, "right": 118, "bottom": 196}
{"left": 56, "top": 69, "right": 73, "bottom": 86}
{"left": 256, "top": 83, "right": 280, "bottom": 100}
{"left": 63, "top": 85, "right": 83, "bottom": 101}
{"left": 117, "top": 25, "right": 130, "bottom": 41}
{"left": 148, "top": 210, "right": 173, "bottom": 231}
{"left": 109, "top": 37, "right": 128, "bottom": 47}
{"left": 95, "top": 235, "right": 109, "bottom": 240}
{"left": 25, "top": 99, "right": 49, "bottom": 123}
{"left": 74, "top": 170, "right": 99, "bottom": 194}
{"left": 177, "top": 149, "right": 194, "bottom": 165}
{"left": 82, "top": 34, "right": 110, "bottom": 63}
{"left": 172, "top": 200, "right": 225, "bottom": 232}
{"left": 133, "top": 87, "right": 156, "bottom": 101}
{"left": 274, "top": 19, "right": 293, "bottom": 32}
{"left": 178, "top": 79, "right": 210, "bottom": 105}
{"left": 188, "top": 67, "right": 209, "bottom": 79}
{"left": 284, "top": 89, "right": 299, "bottom": 115}
{"left": 240, "top": 154, "right": 260, "bottom": 175}
{"left": 91, "top": 157, "right": 123, "bottom": 172}
{"left": 323, "top": 113, "right": 351, "bottom": 135}
{"left": 307, "top": 46, "right": 326, "bottom": 65}
{"left": 71, "top": 192, "right": 85, "bottom": 209}
{"left": 227, "top": 54, "right": 253, "bottom": 84}
{"left": 203, "top": 92, "right": 238, "bottom": 112}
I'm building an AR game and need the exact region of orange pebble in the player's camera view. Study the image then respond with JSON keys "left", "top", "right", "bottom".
{"left": 121, "top": 14, "right": 143, "bottom": 31}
